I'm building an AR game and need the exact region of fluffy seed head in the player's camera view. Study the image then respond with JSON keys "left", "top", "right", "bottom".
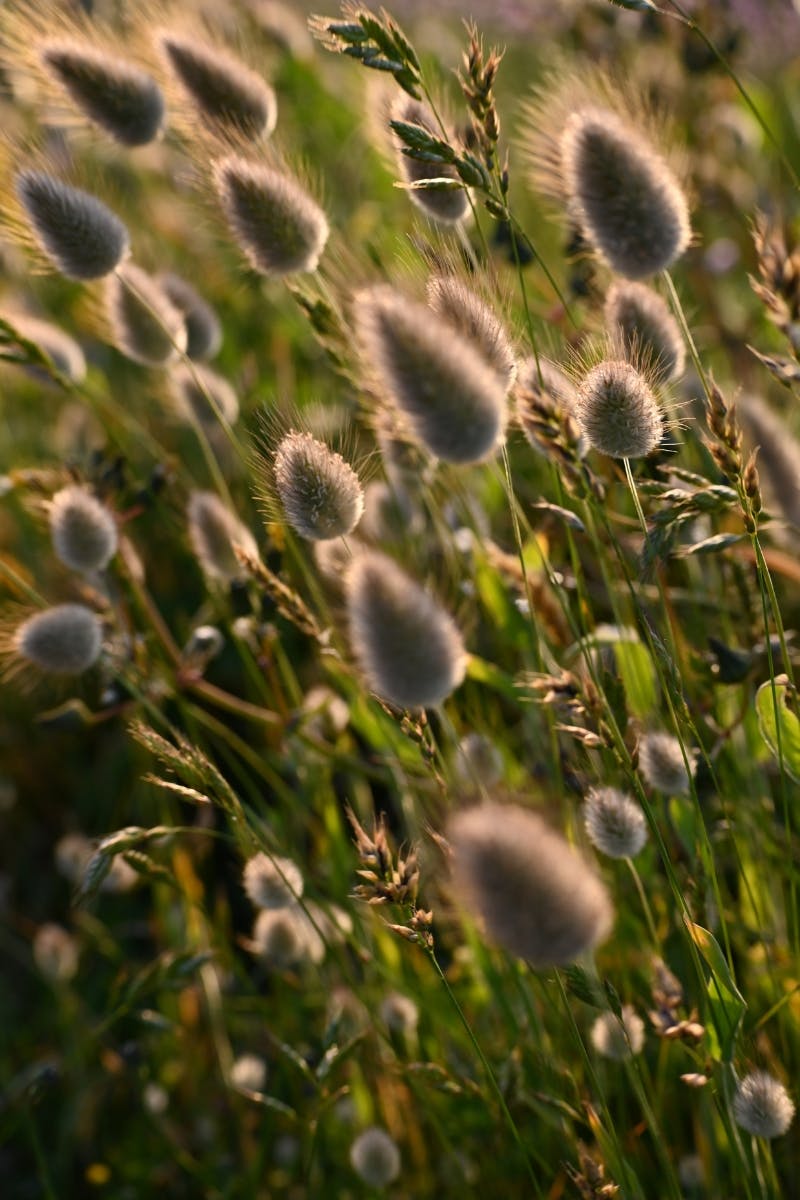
{"left": 33, "top": 923, "right": 79, "bottom": 983}
{"left": 187, "top": 490, "right": 258, "bottom": 583}
{"left": 560, "top": 105, "right": 690, "bottom": 279}
{"left": 426, "top": 275, "right": 516, "bottom": 390}
{"left": 15, "top": 170, "right": 129, "bottom": 280}
{"left": 230, "top": 1054, "right": 267, "bottom": 1093}
{"left": 354, "top": 286, "right": 508, "bottom": 465}
{"left": 380, "top": 991, "right": 419, "bottom": 1036}
{"left": 390, "top": 96, "right": 469, "bottom": 225}
{"left": 638, "top": 731, "right": 694, "bottom": 796}
{"left": 169, "top": 363, "right": 239, "bottom": 426}
{"left": 447, "top": 803, "right": 614, "bottom": 966}
{"left": 55, "top": 831, "right": 137, "bottom": 893}
{"left": 157, "top": 29, "right": 277, "bottom": 140}
{"left": 584, "top": 787, "right": 648, "bottom": 859}
{"left": 252, "top": 905, "right": 324, "bottom": 967}
{"left": 40, "top": 39, "right": 165, "bottom": 146}
{"left": 740, "top": 395, "right": 800, "bottom": 531}
{"left": 733, "top": 1071, "right": 795, "bottom": 1139}
{"left": 272, "top": 431, "right": 364, "bottom": 541}
{"left": 105, "top": 265, "right": 187, "bottom": 366}
{"left": 243, "top": 852, "right": 303, "bottom": 909}
{"left": 157, "top": 273, "right": 222, "bottom": 360}
{"left": 49, "top": 485, "right": 118, "bottom": 573}
{"left": 345, "top": 549, "right": 466, "bottom": 710}
{"left": 452, "top": 732, "right": 504, "bottom": 791}
{"left": 212, "top": 155, "right": 329, "bottom": 276}
{"left": 350, "top": 1128, "right": 401, "bottom": 1189}
{"left": 2, "top": 314, "right": 86, "bottom": 383}
{"left": 576, "top": 360, "right": 663, "bottom": 458}
{"left": 13, "top": 604, "right": 102, "bottom": 675}
{"left": 604, "top": 281, "right": 685, "bottom": 382}
{"left": 590, "top": 1006, "right": 645, "bottom": 1060}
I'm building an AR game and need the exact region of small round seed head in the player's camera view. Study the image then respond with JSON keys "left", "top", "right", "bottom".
{"left": 252, "top": 907, "right": 307, "bottom": 967}
{"left": 187, "top": 490, "right": 258, "bottom": 583}
{"left": 345, "top": 549, "right": 466, "bottom": 710}
{"left": 243, "top": 852, "right": 303, "bottom": 909}
{"left": 584, "top": 787, "right": 648, "bottom": 859}
{"left": 379, "top": 991, "right": 419, "bottom": 1036}
{"left": 452, "top": 732, "right": 504, "bottom": 791}
{"left": 638, "top": 731, "right": 694, "bottom": 796}
{"left": 49, "top": 484, "right": 118, "bottom": 573}
{"left": 447, "top": 803, "right": 614, "bottom": 966}
{"left": 33, "top": 923, "right": 79, "bottom": 983}
{"left": 40, "top": 39, "right": 165, "bottom": 146}
{"left": 105, "top": 264, "right": 187, "bottom": 367}
{"left": 560, "top": 105, "right": 690, "bottom": 279}
{"left": 590, "top": 1006, "right": 645, "bottom": 1060}
{"left": 272, "top": 430, "right": 364, "bottom": 541}
{"left": 13, "top": 604, "right": 102, "bottom": 675}
{"left": 212, "top": 155, "right": 329, "bottom": 276}
{"left": 229, "top": 1054, "right": 267, "bottom": 1093}
{"left": 169, "top": 363, "right": 239, "bottom": 426}
{"left": 354, "top": 286, "right": 508, "bottom": 465}
{"left": 426, "top": 275, "right": 516, "bottom": 390}
{"left": 576, "top": 359, "right": 663, "bottom": 459}
{"left": 604, "top": 281, "right": 685, "bottom": 383}
{"left": 350, "top": 1128, "right": 401, "bottom": 1189}
{"left": 156, "top": 29, "right": 277, "bottom": 140}
{"left": 15, "top": 170, "right": 129, "bottom": 280}
{"left": 157, "top": 273, "right": 222, "bottom": 360}
{"left": 733, "top": 1071, "right": 795, "bottom": 1139}
{"left": 2, "top": 314, "right": 86, "bottom": 383}
{"left": 391, "top": 96, "right": 469, "bottom": 225}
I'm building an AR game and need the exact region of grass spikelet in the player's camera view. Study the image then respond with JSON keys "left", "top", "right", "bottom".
{"left": 0, "top": 313, "right": 86, "bottom": 383}
{"left": 14, "top": 169, "right": 129, "bottom": 281}
{"left": 271, "top": 430, "right": 364, "bottom": 541}
{"left": 349, "top": 1128, "right": 401, "bottom": 1189}
{"left": 243, "top": 852, "right": 303, "bottom": 909}
{"left": 583, "top": 786, "right": 647, "bottom": 859}
{"left": 155, "top": 27, "right": 277, "bottom": 140}
{"left": 354, "top": 285, "right": 508, "bottom": 465}
{"left": 638, "top": 731, "right": 694, "bottom": 797}
{"left": 211, "top": 155, "right": 329, "bottom": 277}
{"left": 11, "top": 604, "right": 103, "bottom": 676}
{"left": 49, "top": 485, "right": 118, "bottom": 574}
{"left": 590, "top": 1006, "right": 645, "bottom": 1060}
{"left": 576, "top": 359, "right": 663, "bottom": 459}
{"left": 733, "top": 1071, "right": 795, "bottom": 1139}
{"left": 604, "top": 281, "right": 685, "bottom": 383}
{"left": 515, "top": 356, "right": 584, "bottom": 459}
{"left": 187, "top": 490, "right": 258, "bottom": 584}
{"left": 446, "top": 802, "right": 614, "bottom": 966}
{"left": 390, "top": 95, "right": 469, "bottom": 226}
{"left": 169, "top": 363, "right": 239, "bottom": 426}
{"left": 426, "top": 274, "right": 516, "bottom": 389}
{"left": 157, "top": 273, "right": 223, "bottom": 360}
{"left": 105, "top": 265, "right": 187, "bottom": 366}
{"left": 345, "top": 549, "right": 466, "bottom": 710}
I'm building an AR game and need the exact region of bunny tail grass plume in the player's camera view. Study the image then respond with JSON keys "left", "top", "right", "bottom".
{"left": 638, "top": 731, "right": 694, "bottom": 797}
{"left": 212, "top": 155, "right": 329, "bottom": 277}
{"left": 739, "top": 394, "right": 800, "bottom": 530}
{"left": 345, "top": 549, "right": 466, "bottom": 710}
{"left": 350, "top": 1128, "right": 401, "bottom": 1190}
{"left": 49, "top": 485, "right": 118, "bottom": 573}
{"left": 14, "top": 170, "right": 129, "bottom": 281}
{"left": 1, "top": 314, "right": 86, "bottom": 383}
{"left": 11, "top": 604, "right": 102, "bottom": 675}
{"left": 155, "top": 28, "right": 277, "bottom": 141}
{"left": 446, "top": 802, "right": 613, "bottom": 966}
{"left": 169, "top": 363, "right": 239, "bottom": 427}
{"left": 243, "top": 852, "right": 303, "bottom": 909}
{"left": 576, "top": 359, "right": 663, "bottom": 459}
{"left": 105, "top": 265, "right": 187, "bottom": 366}
{"left": 604, "top": 281, "right": 685, "bottom": 383}
{"left": 40, "top": 39, "right": 165, "bottom": 147}
{"left": 354, "top": 285, "right": 507, "bottom": 465}
{"left": 157, "top": 273, "right": 222, "bottom": 360}
{"left": 733, "top": 1071, "right": 795, "bottom": 1139}
{"left": 229, "top": 1054, "right": 267, "bottom": 1093}
{"left": 590, "top": 1006, "right": 645, "bottom": 1060}
{"left": 390, "top": 96, "right": 469, "bottom": 226}
{"left": 271, "top": 430, "right": 364, "bottom": 541}
{"left": 584, "top": 786, "right": 647, "bottom": 859}
{"left": 187, "top": 490, "right": 258, "bottom": 584}
{"left": 426, "top": 274, "right": 516, "bottom": 390}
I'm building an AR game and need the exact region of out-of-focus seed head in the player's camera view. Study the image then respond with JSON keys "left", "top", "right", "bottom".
{"left": 33, "top": 923, "right": 79, "bottom": 983}
{"left": 379, "top": 991, "right": 419, "bottom": 1036}
{"left": 426, "top": 274, "right": 516, "bottom": 390}
{"left": 272, "top": 430, "right": 364, "bottom": 541}
{"left": 345, "top": 549, "right": 466, "bottom": 710}
{"left": 187, "top": 490, "right": 258, "bottom": 584}
{"left": 14, "top": 170, "right": 129, "bottom": 280}
{"left": 212, "top": 155, "right": 329, "bottom": 276}
{"left": 604, "top": 281, "right": 685, "bottom": 383}
{"left": 733, "top": 1071, "right": 795, "bottom": 1139}
{"left": 229, "top": 1054, "right": 267, "bottom": 1093}
{"left": 251, "top": 905, "right": 323, "bottom": 967}
{"left": 54, "top": 832, "right": 137, "bottom": 893}
{"left": 584, "top": 786, "right": 648, "bottom": 859}
{"left": 40, "top": 39, "right": 165, "bottom": 146}
{"left": 391, "top": 96, "right": 469, "bottom": 226}
{"left": 13, "top": 604, "right": 102, "bottom": 675}
{"left": 590, "top": 1006, "right": 645, "bottom": 1060}
{"left": 576, "top": 359, "right": 663, "bottom": 459}
{"left": 2, "top": 313, "right": 86, "bottom": 383}
{"left": 446, "top": 802, "right": 614, "bottom": 966}
{"left": 169, "top": 363, "right": 239, "bottom": 427}
{"left": 157, "top": 273, "right": 222, "bottom": 360}
{"left": 105, "top": 264, "right": 187, "bottom": 367}
{"left": 156, "top": 29, "right": 277, "bottom": 140}
{"left": 638, "top": 731, "right": 694, "bottom": 796}
{"left": 354, "top": 285, "right": 508, "bottom": 465}
{"left": 350, "top": 1128, "right": 401, "bottom": 1190}
{"left": 740, "top": 394, "right": 800, "bottom": 532}
{"left": 452, "top": 732, "right": 504, "bottom": 792}
{"left": 243, "top": 852, "right": 303, "bottom": 909}
{"left": 49, "top": 485, "right": 118, "bottom": 573}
